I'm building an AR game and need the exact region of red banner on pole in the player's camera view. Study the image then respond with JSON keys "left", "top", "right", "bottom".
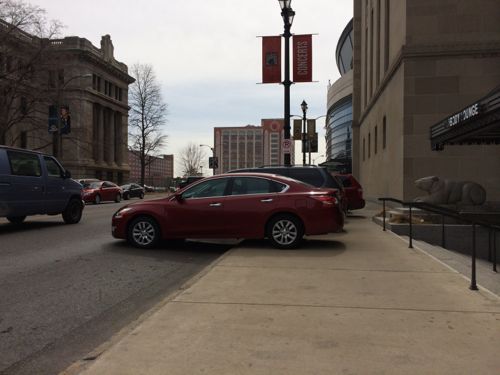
{"left": 293, "top": 34, "right": 312, "bottom": 82}
{"left": 262, "top": 36, "right": 281, "bottom": 84}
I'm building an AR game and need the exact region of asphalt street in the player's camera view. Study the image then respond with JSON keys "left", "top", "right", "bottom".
{"left": 0, "top": 195, "right": 232, "bottom": 375}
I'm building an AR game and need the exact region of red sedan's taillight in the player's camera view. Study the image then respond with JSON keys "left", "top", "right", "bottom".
{"left": 310, "top": 194, "right": 338, "bottom": 206}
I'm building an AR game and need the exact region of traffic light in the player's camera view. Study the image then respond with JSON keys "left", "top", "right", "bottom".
{"left": 209, "top": 156, "right": 218, "bottom": 169}
{"left": 60, "top": 105, "right": 71, "bottom": 134}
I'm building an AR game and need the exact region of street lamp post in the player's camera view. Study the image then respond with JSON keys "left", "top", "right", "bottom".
{"left": 53, "top": 73, "right": 92, "bottom": 158}
{"left": 278, "top": 0, "right": 295, "bottom": 167}
{"left": 199, "top": 144, "right": 215, "bottom": 175}
{"left": 301, "top": 100, "right": 308, "bottom": 165}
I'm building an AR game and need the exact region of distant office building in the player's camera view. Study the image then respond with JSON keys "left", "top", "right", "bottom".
{"left": 128, "top": 151, "right": 173, "bottom": 186}
{"left": 213, "top": 119, "right": 294, "bottom": 173}
{"left": 0, "top": 19, "right": 134, "bottom": 184}
{"left": 326, "top": 19, "right": 354, "bottom": 173}
{"left": 352, "top": 0, "right": 500, "bottom": 200}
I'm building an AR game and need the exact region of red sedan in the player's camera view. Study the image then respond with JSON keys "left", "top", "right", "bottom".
{"left": 82, "top": 181, "right": 123, "bottom": 204}
{"left": 112, "top": 173, "right": 344, "bottom": 249}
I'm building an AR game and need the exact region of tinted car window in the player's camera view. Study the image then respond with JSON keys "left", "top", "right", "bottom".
{"left": 229, "top": 177, "right": 278, "bottom": 195}
{"left": 288, "top": 169, "right": 324, "bottom": 187}
{"left": 8, "top": 151, "right": 41, "bottom": 177}
{"left": 44, "top": 156, "right": 63, "bottom": 177}
{"left": 182, "top": 178, "right": 228, "bottom": 199}
{"left": 337, "top": 175, "right": 352, "bottom": 187}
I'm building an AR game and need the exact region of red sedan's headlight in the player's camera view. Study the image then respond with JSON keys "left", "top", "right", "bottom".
{"left": 114, "top": 207, "right": 133, "bottom": 219}
{"left": 310, "top": 194, "right": 338, "bottom": 206}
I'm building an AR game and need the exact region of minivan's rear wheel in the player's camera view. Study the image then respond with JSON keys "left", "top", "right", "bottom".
{"left": 94, "top": 194, "right": 101, "bottom": 204}
{"left": 128, "top": 216, "right": 160, "bottom": 249}
{"left": 266, "top": 214, "right": 304, "bottom": 249}
{"left": 62, "top": 198, "right": 83, "bottom": 224}
{"left": 6, "top": 216, "right": 26, "bottom": 224}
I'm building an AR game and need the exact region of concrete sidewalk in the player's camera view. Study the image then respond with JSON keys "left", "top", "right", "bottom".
{"left": 66, "top": 205, "right": 500, "bottom": 375}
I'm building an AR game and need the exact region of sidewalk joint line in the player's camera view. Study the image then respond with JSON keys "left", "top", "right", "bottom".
{"left": 214, "top": 264, "right": 453, "bottom": 273}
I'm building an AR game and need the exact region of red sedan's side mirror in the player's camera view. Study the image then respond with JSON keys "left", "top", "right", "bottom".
{"left": 174, "top": 192, "right": 184, "bottom": 202}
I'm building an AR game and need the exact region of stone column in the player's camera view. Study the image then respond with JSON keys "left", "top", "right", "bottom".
{"left": 107, "top": 110, "right": 115, "bottom": 166}
{"left": 115, "top": 112, "right": 122, "bottom": 166}
{"left": 121, "top": 113, "right": 129, "bottom": 168}
{"left": 98, "top": 105, "right": 105, "bottom": 164}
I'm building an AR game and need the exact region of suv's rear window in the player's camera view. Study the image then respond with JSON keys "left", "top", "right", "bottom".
{"left": 288, "top": 169, "right": 324, "bottom": 187}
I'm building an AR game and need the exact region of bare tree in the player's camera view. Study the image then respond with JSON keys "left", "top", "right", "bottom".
{"left": 180, "top": 142, "right": 205, "bottom": 177}
{"left": 128, "top": 63, "right": 168, "bottom": 186}
{"left": 0, "top": 0, "right": 63, "bottom": 145}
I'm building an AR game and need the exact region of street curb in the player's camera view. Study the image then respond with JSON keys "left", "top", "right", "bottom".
{"left": 59, "top": 243, "right": 241, "bottom": 375}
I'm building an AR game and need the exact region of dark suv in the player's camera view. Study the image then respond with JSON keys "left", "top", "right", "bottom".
{"left": 178, "top": 176, "right": 205, "bottom": 189}
{"left": 228, "top": 165, "right": 348, "bottom": 212}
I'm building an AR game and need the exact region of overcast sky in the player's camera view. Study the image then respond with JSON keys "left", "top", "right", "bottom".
{"left": 34, "top": 0, "right": 353, "bottom": 176}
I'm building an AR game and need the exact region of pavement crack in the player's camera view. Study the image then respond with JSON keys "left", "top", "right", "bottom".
{"left": 172, "top": 300, "right": 500, "bottom": 315}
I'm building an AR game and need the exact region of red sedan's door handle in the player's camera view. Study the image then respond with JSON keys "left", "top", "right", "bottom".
{"left": 260, "top": 198, "right": 273, "bottom": 203}
{"left": 209, "top": 203, "right": 222, "bottom": 207}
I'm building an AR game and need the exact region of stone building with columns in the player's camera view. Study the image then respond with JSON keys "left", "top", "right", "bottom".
{"left": 1, "top": 20, "right": 134, "bottom": 184}
{"left": 47, "top": 34, "right": 134, "bottom": 184}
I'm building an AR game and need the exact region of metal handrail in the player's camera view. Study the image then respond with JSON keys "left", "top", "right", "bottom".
{"left": 378, "top": 197, "right": 498, "bottom": 291}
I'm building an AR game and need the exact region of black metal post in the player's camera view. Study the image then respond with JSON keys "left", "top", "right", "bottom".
{"left": 488, "top": 229, "right": 492, "bottom": 262}
{"left": 282, "top": 12, "right": 292, "bottom": 166}
{"left": 470, "top": 223, "right": 478, "bottom": 290}
{"left": 441, "top": 214, "right": 446, "bottom": 248}
{"left": 301, "top": 102, "right": 307, "bottom": 165}
{"left": 408, "top": 205, "right": 413, "bottom": 248}
{"left": 494, "top": 230, "right": 497, "bottom": 273}
{"left": 382, "top": 199, "right": 386, "bottom": 231}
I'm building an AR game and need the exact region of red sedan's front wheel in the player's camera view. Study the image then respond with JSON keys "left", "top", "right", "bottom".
{"left": 266, "top": 214, "right": 304, "bottom": 249}
{"left": 127, "top": 216, "right": 160, "bottom": 249}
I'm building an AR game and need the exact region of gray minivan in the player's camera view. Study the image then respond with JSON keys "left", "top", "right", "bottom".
{"left": 0, "top": 146, "right": 84, "bottom": 224}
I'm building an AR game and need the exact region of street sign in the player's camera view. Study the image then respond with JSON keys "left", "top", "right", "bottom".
{"left": 282, "top": 139, "right": 292, "bottom": 152}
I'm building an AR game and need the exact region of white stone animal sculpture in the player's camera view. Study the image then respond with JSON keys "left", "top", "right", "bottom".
{"left": 414, "top": 176, "right": 486, "bottom": 205}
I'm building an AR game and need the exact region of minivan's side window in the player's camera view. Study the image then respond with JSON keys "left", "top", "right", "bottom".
{"left": 7, "top": 151, "right": 41, "bottom": 177}
{"left": 182, "top": 178, "right": 228, "bottom": 199}
{"left": 44, "top": 156, "right": 63, "bottom": 177}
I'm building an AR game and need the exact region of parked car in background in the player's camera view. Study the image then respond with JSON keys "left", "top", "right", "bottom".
{"left": 82, "top": 181, "right": 122, "bottom": 204}
{"left": 121, "top": 183, "right": 145, "bottom": 200}
{"left": 228, "top": 165, "right": 348, "bottom": 213}
{"left": 178, "top": 176, "right": 205, "bottom": 189}
{"left": 0, "top": 146, "right": 84, "bottom": 224}
{"left": 78, "top": 178, "right": 99, "bottom": 185}
{"left": 143, "top": 184, "right": 155, "bottom": 193}
{"left": 334, "top": 173, "right": 365, "bottom": 210}
{"left": 112, "top": 173, "right": 344, "bottom": 249}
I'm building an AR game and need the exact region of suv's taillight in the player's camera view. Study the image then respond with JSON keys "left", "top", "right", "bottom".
{"left": 311, "top": 194, "right": 338, "bottom": 205}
